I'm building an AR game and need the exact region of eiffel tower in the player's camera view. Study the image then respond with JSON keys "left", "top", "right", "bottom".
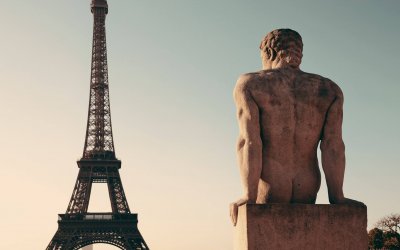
{"left": 47, "top": 1, "right": 149, "bottom": 249}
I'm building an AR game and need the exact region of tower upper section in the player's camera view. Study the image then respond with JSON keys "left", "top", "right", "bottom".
{"left": 91, "top": 0, "right": 108, "bottom": 13}
{"left": 83, "top": 0, "right": 115, "bottom": 160}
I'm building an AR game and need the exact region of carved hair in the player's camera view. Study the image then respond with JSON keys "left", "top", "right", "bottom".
{"left": 260, "top": 29, "right": 303, "bottom": 67}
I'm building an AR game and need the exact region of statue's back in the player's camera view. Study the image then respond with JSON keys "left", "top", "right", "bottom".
{"left": 245, "top": 67, "right": 341, "bottom": 203}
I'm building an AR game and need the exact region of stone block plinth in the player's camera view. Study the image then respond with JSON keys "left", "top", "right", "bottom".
{"left": 234, "top": 204, "right": 367, "bottom": 250}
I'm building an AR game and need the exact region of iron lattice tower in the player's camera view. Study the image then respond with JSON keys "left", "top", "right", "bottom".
{"left": 47, "top": 1, "right": 149, "bottom": 249}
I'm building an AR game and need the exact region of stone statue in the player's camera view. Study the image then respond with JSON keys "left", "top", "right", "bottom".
{"left": 230, "top": 29, "right": 363, "bottom": 226}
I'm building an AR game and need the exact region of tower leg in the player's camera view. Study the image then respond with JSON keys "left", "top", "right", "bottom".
{"left": 108, "top": 171, "right": 130, "bottom": 213}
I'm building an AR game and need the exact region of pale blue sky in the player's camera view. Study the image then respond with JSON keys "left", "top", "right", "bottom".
{"left": 0, "top": 1, "right": 399, "bottom": 249}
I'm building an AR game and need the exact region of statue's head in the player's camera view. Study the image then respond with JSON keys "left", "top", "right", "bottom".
{"left": 260, "top": 29, "right": 303, "bottom": 70}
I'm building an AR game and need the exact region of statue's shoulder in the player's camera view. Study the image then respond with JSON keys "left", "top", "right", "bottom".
{"left": 236, "top": 72, "right": 260, "bottom": 84}
{"left": 300, "top": 71, "right": 343, "bottom": 97}
{"left": 234, "top": 70, "right": 276, "bottom": 92}
{"left": 234, "top": 72, "right": 257, "bottom": 95}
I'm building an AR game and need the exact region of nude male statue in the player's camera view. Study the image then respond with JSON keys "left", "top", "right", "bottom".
{"left": 230, "top": 29, "right": 363, "bottom": 226}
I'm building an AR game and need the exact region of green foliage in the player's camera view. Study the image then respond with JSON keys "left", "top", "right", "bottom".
{"left": 368, "top": 214, "right": 400, "bottom": 250}
{"left": 383, "top": 231, "right": 400, "bottom": 249}
{"left": 368, "top": 228, "right": 384, "bottom": 249}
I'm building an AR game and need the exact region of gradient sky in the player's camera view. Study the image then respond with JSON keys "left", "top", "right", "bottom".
{"left": 0, "top": 1, "right": 399, "bottom": 249}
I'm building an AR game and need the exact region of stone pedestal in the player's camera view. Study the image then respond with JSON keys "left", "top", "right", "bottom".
{"left": 234, "top": 204, "right": 367, "bottom": 250}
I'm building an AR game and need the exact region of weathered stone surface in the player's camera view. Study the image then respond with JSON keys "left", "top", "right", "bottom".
{"left": 230, "top": 28, "right": 365, "bottom": 226}
{"left": 234, "top": 204, "right": 368, "bottom": 250}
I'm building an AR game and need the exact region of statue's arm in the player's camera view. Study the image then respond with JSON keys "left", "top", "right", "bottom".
{"left": 320, "top": 85, "right": 364, "bottom": 206}
{"left": 320, "top": 87, "right": 346, "bottom": 203}
{"left": 233, "top": 75, "right": 262, "bottom": 203}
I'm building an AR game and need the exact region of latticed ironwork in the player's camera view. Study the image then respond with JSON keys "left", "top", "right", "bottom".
{"left": 47, "top": 214, "right": 148, "bottom": 250}
{"left": 47, "top": 1, "right": 149, "bottom": 249}
{"left": 83, "top": 0, "right": 115, "bottom": 160}
{"left": 65, "top": 160, "right": 131, "bottom": 215}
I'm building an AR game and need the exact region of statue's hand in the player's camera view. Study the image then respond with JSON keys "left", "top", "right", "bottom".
{"left": 230, "top": 198, "right": 251, "bottom": 226}
{"left": 331, "top": 197, "right": 366, "bottom": 207}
